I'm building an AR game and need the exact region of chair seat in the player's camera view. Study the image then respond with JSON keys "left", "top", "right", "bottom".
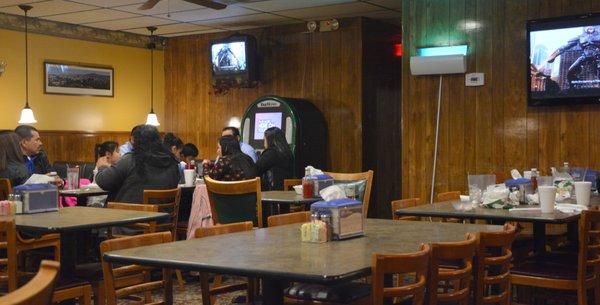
{"left": 512, "top": 255, "right": 591, "bottom": 280}
{"left": 74, "top": 262, "right": 103, "bottom": 280}
{"left": 284, "top": 282, "right": 370, "bottom": 303}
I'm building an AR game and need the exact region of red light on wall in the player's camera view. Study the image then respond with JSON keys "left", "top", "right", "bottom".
{"left": 394, "top": 43, "right": 402, "bottom": 57}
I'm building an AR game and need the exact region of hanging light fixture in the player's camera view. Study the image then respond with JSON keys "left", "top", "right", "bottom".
{"left": 145, "top": 26, "right": 159, "bottom": 126}
{"left": 18, "top": 4, "right": 37, "bottom": 124}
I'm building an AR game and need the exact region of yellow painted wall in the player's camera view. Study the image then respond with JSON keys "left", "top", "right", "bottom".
{"left": 0, "top": 28, "right": 164, "bottom": 131}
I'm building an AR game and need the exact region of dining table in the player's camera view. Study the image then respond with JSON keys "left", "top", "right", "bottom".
{"left": 59, "top": 187, "right": 109, "bottom": 206}
{"left": 104, "top": 218, "right": 502, "bottom": 305}
{"left": 261, "top": 190, "right": 321, "bottom": 226}
{"left": 394, "top": 198, "right": 600, "bottom": 254}
{"left": 15, "top": 206, "right": 168, "bottom": 276}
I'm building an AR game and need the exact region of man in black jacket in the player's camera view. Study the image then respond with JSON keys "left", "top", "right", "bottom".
{"left": 14, "top": 125, "right": 53, "bottom": 175}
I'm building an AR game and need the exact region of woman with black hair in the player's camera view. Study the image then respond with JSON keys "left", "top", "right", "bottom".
{"left": 96, "top": 125, "right": 180, "bottom": 203}
{"left": 95, "top": 141, "right": 120, "bottom": 167}
{"left": 0, "top": 131, "right": 30, "bottom": 187}
{"left": 256, "top": 127, "right": 293, "bottom": 191}
{"left": 202, "top": 136, "right": 256, "bottom": 181}
{"left": 163, "top": 132, "right": 184, "bottom": 161}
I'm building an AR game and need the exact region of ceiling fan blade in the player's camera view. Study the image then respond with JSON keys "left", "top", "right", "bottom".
{"left": 139, "top": 0, "right": 161, "bottom": 10}
{"left": 184, "top": 0, "right": 227, "bottom": 10}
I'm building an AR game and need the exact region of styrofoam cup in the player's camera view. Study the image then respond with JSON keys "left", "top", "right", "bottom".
{"left": 538, "top": 186, "right": 556, "bottom": 213}
{"left": 184, "top": 169, "right": 196, "bottom": 187}
{"left": 574, "top": 181, "right": 592, "bottom": 206}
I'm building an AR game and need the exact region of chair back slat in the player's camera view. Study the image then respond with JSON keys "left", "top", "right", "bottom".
{"left": 204, "top": 176, "right": 263, "bottom": 227}
{"left": 579, "top": 210, "right": 600, "bottom": 284}
{"left": 268, "top": 212, "right": 310, "bottom": 227}
{"left": 391, "top": 198, "right": 421, "bottom": 220}
{"left": 428, "top": 233, "right": 477, "bottom": 305}
{"left": 371, "top": 244, "right": 430, "bottom": 305}
{"left": 324, "top": 170, "right": 374, "bottom": 216}
{"left": 0, "top": 260, "right": 59, "bottom": 305}
{"left": 100, "top": 232, "right": 173, "bottom": 305}
{"left": 474, "top": 222, "right": 516, "bottom": 305}
{"left": 195, "top": 221, "right": 253, "bottom": 238}
{"left": 143, "top": 188, "right": 181, "bottom": 237}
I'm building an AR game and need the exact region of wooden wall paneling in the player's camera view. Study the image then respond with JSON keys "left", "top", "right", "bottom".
{"left": 402, "top": 0, "right": 600, "bottom": 201}
{"left": 40, "top": 131, "right": 130, "bottom": 163}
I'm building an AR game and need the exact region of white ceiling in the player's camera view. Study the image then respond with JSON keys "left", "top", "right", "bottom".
{"left": 0, "top": 0, "right": 401, "bottom": 37}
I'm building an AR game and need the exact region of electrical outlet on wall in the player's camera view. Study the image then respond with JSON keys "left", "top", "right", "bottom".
{"left": 466, "top": 73, "right": 484, "bottom": 86}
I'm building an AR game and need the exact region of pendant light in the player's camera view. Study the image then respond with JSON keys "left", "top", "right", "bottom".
{"left": 18, "top": 4, "right": 37, "bottom": 124}
{"left": 145, "top": 26, "right": 159, "bottom": 126}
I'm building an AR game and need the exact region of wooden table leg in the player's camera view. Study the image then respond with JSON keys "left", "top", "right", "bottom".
{"left": 533, "top": 223, "right": 546, "bottom": 255}
{"left": 262, "top": 277, "right": 285, "bottom": 305}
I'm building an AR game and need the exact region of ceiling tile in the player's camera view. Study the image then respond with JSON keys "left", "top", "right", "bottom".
{"left": 236, "top": 0, "right": 356, "bottom": 12}
{"left": 0, "top": 0, "right": 97, "bottom": 17}
{"left": 0, "top": 0, "right": 47, "bottom": 8}
{"left": 192, "top": 12, "right": 289, "bottom": 29}
{"left": 64, "top": 0, "right": 144, "bottom": 8}
{"left": 124, "top": 22, "right": 211, "bottom": 35}
{"left": 43, "top": 8, "right": 139, "bottom": 24}
{"left": 362, "top": 0, "right": 402, "bottom": 10}
{"left": 276, "top": 2, "right": 380, "bottom": 21}
{"left": 115, "top": 0, "right": 209, "bottom": 15}
{"left": 157, "top": 5, "right": 255, "bottom": 22}
{"left": 83, "top": 15, "right": 172, "bottom": 30}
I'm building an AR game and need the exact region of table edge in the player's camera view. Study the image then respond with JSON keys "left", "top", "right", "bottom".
{"left": 394, "top": 209, "right": 579, "bottom": 224}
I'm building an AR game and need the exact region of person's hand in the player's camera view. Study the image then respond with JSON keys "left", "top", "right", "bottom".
{"left": 202, "top": 159, "right": 211, "bottom": 165}
{"left": 49, "top": 176, "right": 64, "bottom": 189}
{"left": 96, "top": 156, "right": 111, "bottom": 169}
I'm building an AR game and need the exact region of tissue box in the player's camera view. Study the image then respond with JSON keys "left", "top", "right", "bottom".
{"left": 13, "top": 184, "right": 59, "bottom": 214}
{"left": 311, "top": 198, "right": 364, "bottom": 240}
{"left": 312, "top": 174, "right": 334, "bottom": 195}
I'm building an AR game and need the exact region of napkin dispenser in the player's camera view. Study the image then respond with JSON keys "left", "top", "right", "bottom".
{"left": 312, "top": 174, "right": 334, "bottom": 194}
{"left": 310, "top": 198, "right": 364, "bottom": 240}
{"left": 13, "top": 184, "right": 59, "bottom": 214}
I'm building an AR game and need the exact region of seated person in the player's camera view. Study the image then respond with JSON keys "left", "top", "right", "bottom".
{"left": 0, "top": 131, "right": 30, "bottom": 187}
{"left": 222, "top": 126, "right": 258, "bottom": 163}
{"left": 119, "top": 125, "right": 141, "bottom": 156}
{"left": 87, "top": 141, "right": 121, "bottom": 207}
{"left": 203, "top": 136, "right": 256, "bottom": 181}
{"left": 163, "top": 132, "right": 183, "bottom": 162}
{"left": 95, "top": 125, "right": 180, "bottom": 203}
{"left": 256, "top": 127, "right": 293, "bottom": 191}
{"left": 14, "top": 125, "right": 62, "bottom": 187}
{"left": 181, "top": 143, "right": 199, "bottom": 164}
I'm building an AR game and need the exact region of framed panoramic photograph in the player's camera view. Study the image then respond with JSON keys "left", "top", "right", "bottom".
{"left": 44, "top": 61, "right": 114, "bottom": 97}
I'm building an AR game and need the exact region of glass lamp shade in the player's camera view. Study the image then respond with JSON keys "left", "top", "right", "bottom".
{"left": 18, "top": 106, "right": 37, "bottom": 124}
{"left": 146, "top": 111, "right": 160, "bottom": 126}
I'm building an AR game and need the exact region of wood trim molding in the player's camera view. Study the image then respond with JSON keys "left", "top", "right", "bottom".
{"left": 0, "top": 12, "right": 166, "bottom": 50}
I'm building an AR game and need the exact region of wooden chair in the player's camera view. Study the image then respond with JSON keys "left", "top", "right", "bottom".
{"left": 474, "top": 223, "right": 516, "bottom": 305}
{"left": 0, "top": 260, "right": 59, "bottom": 305}
{"left": 100, "top": 232, "right": 173, "bottom": 305}
{"left": 195, "top": 221, "right": 255, "bottom": 305}
{"left": 204, "top": 176, "right": 263, "bottom": 227}
{"left": 391, "top": 198, "right": 421, "bottom": 221}
{"left": 324, "top": 170, "right": 374, "bottom": 216}
{"left": 427, "top": 233, "right": 477, "bottom": 305}
{"left": 268, "top": 211, "right": 311, "bottom": 227}
{"left": 371, "top": 244, "right": 431, "bottom": 305}
{"left": 0, "top": 219, "right": 92, "bottom": 305}
{"left": 106, "top": 202, "right": 159, "bottom": 237}
{"left": 435, "top": 191, "right": 462, "bottom": 223}
{"left": 283, "top": 179, "right": 302, "bottom": 191}
{"left": 0, "top": 178, "right": 11, "bottom": 201}
{"left": 510, "top": 209, "right": 600, "bottom": 305}
{"left": 143, "top": 188, "right": 182, "bottom": 237}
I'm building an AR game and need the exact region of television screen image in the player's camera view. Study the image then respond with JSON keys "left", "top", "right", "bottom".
{"left": 529, "top": 24, "right": 600, "bottom": 101}
{"left": 254, "top": 112, "right": 282, "bottom": 140}
{"left": 211, "top": 41, "right": 247, "bottom": 74}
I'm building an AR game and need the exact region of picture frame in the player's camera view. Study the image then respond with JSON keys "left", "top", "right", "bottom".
{"left": 44, "top": 61, "right": 114, "bottom": 97}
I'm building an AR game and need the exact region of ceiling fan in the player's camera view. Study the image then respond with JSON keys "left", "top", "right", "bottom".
{"left": 139, "top": 0, "right": 227, "bottom": 11}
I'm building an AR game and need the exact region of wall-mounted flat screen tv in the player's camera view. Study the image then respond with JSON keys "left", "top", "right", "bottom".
{"left": 210, "top": 35, "right": 257, "bottom": 84}
{"left": 528, "top": 13, "right": 600, "bottom": 106}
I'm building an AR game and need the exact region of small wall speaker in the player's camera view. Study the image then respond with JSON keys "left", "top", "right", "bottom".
{"left": 409, "top": 55, "right": 466, "bottom": 75}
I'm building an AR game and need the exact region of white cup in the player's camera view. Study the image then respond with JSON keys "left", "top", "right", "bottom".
{"left": 574, "top": 181, "right": 592, "bottom": 206}
{"left": 183, "top": 169, "right": 196, "bottom": 187}
{"left": 538, "top": 186, "right": 556, "bottom": 213}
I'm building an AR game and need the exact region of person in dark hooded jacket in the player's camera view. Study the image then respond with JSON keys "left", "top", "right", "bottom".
{"left": 95, "top": 125, "right": 180, "bottom": 203}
